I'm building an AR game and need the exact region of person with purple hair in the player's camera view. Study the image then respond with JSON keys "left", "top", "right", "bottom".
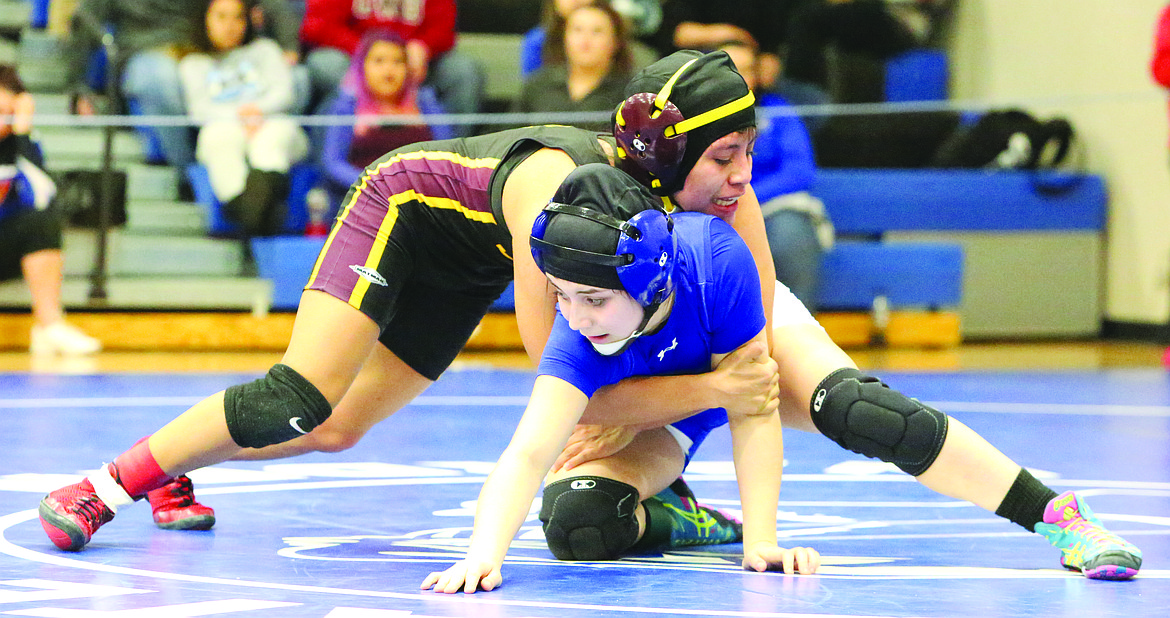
{"left": 314, "top": 29, "right": 451, "bottom": 217}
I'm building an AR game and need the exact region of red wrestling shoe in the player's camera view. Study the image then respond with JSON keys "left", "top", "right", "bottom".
{"left": 39, "top": 479, "right": 115, "bottom": 551}
{"left": 146, "top": 475, "right": 216, "bottom": 530}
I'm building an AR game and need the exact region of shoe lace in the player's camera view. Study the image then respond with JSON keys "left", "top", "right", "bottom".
{"left": 69, "top": 494, "right": 109, "bottom": 525}
{"left": 1064, "top": 512, "right": 1118, "bottom": 548}
{"left": 169, "top": 476, "right": 196, "bottom": 507}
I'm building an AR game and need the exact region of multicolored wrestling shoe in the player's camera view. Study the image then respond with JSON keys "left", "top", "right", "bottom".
{"left": 1035, "top": 491, "right": 1142, "bottom": 580}
{"left": 642, "top": 478, "right": 742, "bottom": 548}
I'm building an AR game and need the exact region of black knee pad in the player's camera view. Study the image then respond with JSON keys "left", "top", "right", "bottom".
{"left": 539, "top": 477, "right": 640, "bottom": 561}
{"left": 810, "top": 367, "right": 949, "bottom": 476}
{"left": 224, "top": 364, "right": 332, "bottom": 448}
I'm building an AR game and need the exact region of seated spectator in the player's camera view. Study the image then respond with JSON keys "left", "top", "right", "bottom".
{"left": 521, "top": 0, "right": 588, "bottom": 79}
{"left": 721, "top": 41, "right": 833, "bottom": 310}
{"left": 0, "top": 66, "right": 101, "bottom": 356}
{"left": 512, "top": 0, "right": 634, "bottom": 132}
{"left": 299, "top": 0, "right": 484, "bottom": 137}
{"left": 782, "top": 0, "right": 949, "bottom": 102}
{"left": 520, "top": 0, "right": 661, "bottom": 78}
{"left": 180, "top": 0, "right": 308, "bottom": 237}
{"left": 316, "top": 30, "right": 450, "bottom": 213}
{"left": 64, "top": 0, "right": 201, "bottom": 167}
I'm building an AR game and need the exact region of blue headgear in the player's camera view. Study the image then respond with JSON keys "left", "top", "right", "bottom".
{"left": 531, "top": 163, "right": 677, "bottom": 310}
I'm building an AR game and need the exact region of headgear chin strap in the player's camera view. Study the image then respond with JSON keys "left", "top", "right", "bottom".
{"left": 615, "top": 51, "right": 756, "bottom": 199}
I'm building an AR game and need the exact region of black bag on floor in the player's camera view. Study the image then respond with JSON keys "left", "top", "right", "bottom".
{"left": 53, "top": 169, "right": 128, "bottom": 227}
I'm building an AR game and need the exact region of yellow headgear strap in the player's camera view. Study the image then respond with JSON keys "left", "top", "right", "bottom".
{"left": 651, "top": 59, "right": 756, "bottom": 138}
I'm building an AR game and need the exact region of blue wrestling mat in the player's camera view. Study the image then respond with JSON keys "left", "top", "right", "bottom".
{"left": 1, "top": 367, "right": 1167, "bottom": 617}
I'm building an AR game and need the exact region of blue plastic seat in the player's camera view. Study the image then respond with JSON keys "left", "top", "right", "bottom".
{"left": 816, "top": 241, "right": 963, "bottom": 311}
{"left": 249, "top": 236, "right": 326, "bottom": 309}
{"left": 883, "top": 48, "right": 949, "bottom": 102}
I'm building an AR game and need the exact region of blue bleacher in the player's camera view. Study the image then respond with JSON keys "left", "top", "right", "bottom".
{"left": 884, "top": 49, "right": 949, "bottom": 103}
{"left": 813, "top": 169, "right": 1105, "bottom": 234}
{"left": 809, "top": 168, "right": 1108, "bottom": 313}
{"left": 250, "top": 235, "right": 326, "bottom": 309}
{"left": 817, "top": 241, "right": 963, "bottom": 311}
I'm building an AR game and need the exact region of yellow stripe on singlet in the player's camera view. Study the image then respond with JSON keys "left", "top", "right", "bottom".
{"left": 395, "top": 188, "right": 498, "bottom": 223}
{"left": 307, "top": 149, "right": 502, "bottom": 308}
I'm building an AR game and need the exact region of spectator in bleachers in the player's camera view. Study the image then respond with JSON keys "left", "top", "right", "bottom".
{"left": 299, "top": 0, "right": 484, "bottom": 136}
{"left": 180, "top": 0, "right": 308, "bottom": 237}
{"left": 521, "top": 0, "right": 588, "bottom": 79}
{"left": 781, "top": 0, "right": 949, "bottom": 102}
{"left": 720, "top": 41, "right": 831, "bottom": 310}
{"left": 520, "top": 0, "right": 661, "bottom": 78}
{"left": 512, "top": 0, "right": 634, "bottom": 133}
{"left": 0, "top": 66, "right": 102, "bottom": 356}
{"left": 63, "top": 0, "right": 202, "bottom": 167}
{"left": 316, "top": 29, "right": 450, "bottom": 214}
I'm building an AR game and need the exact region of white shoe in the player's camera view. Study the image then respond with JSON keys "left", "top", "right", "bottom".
{"left": 30, "top": 321, "right": 103, "bottom": 356}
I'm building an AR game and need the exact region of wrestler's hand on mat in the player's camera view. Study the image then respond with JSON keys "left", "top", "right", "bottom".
{"left": 711, "top": 340, "right": 780, "bottom": 418}
{"left": 552, "top": 424, "right": 638, "bottom": 472}
{"left": 421, "top": 558, "right": 502, "bottom": 594}
{"left": 743, "top": 541, "right": 820, "bottom": 574}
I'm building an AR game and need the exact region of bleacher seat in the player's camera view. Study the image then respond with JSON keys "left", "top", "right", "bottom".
{"left": 250, "top": 236, "right": 325, "bottom": 310}
{"left": 809, "top": 168, "right": 1108, "bottom": 339}
{"left": 817, "top": 241, "right": 963, "bottom": 311}
{"left": 884, "top": 48, "right": 949, "bottom": 102}
{"left": 812, "top": 169, "right": 1106, "bottom": 234}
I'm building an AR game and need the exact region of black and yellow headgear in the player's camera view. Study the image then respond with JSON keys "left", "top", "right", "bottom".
{"left": 613, "top": 50, "right": 756, "bottom": 198}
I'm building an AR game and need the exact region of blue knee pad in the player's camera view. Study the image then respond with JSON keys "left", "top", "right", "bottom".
{"left": 810, "top": 367, "right": 949, "bottom": 476}
{"left": 223, "top": 364, "right": 332, "bottom": 448}
{"left": 539, "top": 477, "right": 640, "bottom": 561}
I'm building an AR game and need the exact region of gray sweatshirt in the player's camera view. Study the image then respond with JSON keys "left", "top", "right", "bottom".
{"left": 179, "top": 38, "right": 296, "bottom": 121}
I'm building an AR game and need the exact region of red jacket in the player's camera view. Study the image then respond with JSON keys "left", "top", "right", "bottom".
{"left": 300, "top": 0, "right": 457, "bottom": 58}
{"left": 1153, "top": 4, "right": 1170, "bottom": 88}
{"left": 1153, "top": 4, "right": 1170, "bottom": 146}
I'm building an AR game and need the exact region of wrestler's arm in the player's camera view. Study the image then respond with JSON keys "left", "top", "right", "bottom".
{"left": 501, "top": 148, "right": 579, "bottom": 363}
{"left": 727, "top": 185, "right": 777, "bottom": 348}
{"left": 423, "top": 376, "right": 590, "bottom": 593}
